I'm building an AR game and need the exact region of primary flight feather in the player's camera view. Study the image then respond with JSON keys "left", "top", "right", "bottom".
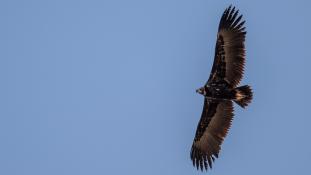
{"left": 190, "top": 5, "right": 253, "bottom": 171}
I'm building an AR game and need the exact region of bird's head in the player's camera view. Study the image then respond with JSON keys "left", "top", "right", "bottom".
{"left": 196, "top": 86, "right": 206, "bottom": 96}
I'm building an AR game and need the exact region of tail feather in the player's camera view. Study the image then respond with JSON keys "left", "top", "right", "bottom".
{"left": 234, "top": 85, "right": 253, "bottom": 108}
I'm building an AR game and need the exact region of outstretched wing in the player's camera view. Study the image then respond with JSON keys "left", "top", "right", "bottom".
{"left": 191, "top": 100, "right": 234, "bottom": 171}
{"left": 207, "top": 6, "right": 246, "bottom": 87}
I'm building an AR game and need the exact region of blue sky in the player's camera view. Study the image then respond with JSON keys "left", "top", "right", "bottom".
{"left": 1, "top": 0, "right": 311, "bottom": 175}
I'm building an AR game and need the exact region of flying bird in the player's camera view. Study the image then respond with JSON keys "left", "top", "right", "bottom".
{"left": 190, "top": 5, "right": 253, "bottom": 171}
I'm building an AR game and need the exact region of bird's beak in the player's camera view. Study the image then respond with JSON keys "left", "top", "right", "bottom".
{"left": 196, "top": 89, "right": 200, "bottom": 93}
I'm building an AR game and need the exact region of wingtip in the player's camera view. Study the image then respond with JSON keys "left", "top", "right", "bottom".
{"left": 224, "top": 5, "right": 240, "bottom": 16}
{"left": 228, "top": 4, "right": 233, "bottom": 10}
{"left": 226, "top": 4, "right": 235, "bottom": 12}
{"left": 219, "top": 5, "right": 246, "bottom": 32}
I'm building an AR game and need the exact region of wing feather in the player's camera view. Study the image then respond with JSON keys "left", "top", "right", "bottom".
{"left": 190, "top": 100, "right": 234, "bottom": 171}
{"left": 207, "top": 6, "right": 246, "bottom": 87}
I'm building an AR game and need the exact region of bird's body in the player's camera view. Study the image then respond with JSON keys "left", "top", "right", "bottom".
{"left": 197, "top": 82, "right": 235, "bottom": 101}
{"left": 190, "top": 5, "right": 253, "bottom": 171}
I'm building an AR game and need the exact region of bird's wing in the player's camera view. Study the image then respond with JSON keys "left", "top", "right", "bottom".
{"left": 207, "top": 6, "right": 246, "bottom": 87}
{"left": 191, "top": 100, "right": 234, "bottom": 171}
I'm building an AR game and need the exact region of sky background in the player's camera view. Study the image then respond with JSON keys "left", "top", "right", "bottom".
{"left": 1, "top": 0, "right": 311, "bottom": 175}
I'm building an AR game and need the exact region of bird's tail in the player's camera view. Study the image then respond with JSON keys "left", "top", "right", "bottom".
{"left": 233, "top": 85, "right": 253, "bottom": 108}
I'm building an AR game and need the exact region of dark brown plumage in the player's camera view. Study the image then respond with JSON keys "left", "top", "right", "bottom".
{"left": 191, "top": 5, "right": 253, "bottom": 171}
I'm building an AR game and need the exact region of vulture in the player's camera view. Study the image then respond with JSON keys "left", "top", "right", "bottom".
{"left": 190, "top": 5, "right": 253, "bottom": 171}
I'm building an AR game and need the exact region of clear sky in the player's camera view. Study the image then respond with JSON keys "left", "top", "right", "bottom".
{"left": 1, "top": 0, "right": 311, "bottom": 175}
